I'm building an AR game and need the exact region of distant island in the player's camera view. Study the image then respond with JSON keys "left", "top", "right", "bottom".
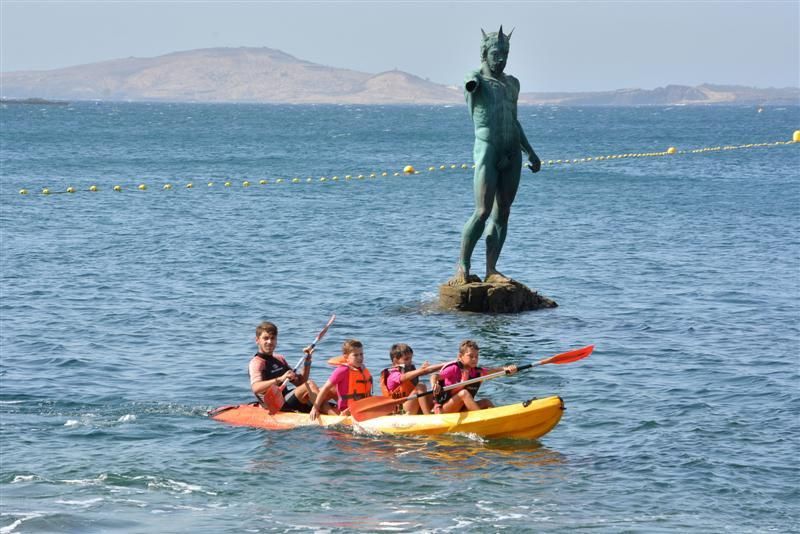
{"left": 1, "top": 47, "right": 798, "bottom": 106}
{"left": 1, "top": 97, "right": 69, "bottom": 105}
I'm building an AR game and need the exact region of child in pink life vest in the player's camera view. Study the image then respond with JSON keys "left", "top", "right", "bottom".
{"left": 429, "top": 339, "right": 517, "bottom": 413}
{"left": 380, "top": 343, "right": 445, "bottom": 415}
{"left": 310, "top": 339, "right": 373, "bottom": 421}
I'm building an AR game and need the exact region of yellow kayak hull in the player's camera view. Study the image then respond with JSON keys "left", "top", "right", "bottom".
{"left": 209, "top": 396, "right": 564, "bottom": 440}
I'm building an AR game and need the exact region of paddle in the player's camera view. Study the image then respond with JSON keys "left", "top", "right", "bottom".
{"left": 349, "top": 344, "right": 594, "bottom": 422}
{"left": 260, "top": 314, "right": 336, "bottom": 413}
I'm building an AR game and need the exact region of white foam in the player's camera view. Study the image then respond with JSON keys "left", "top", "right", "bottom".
{"left": 117, "top": 414, "right": 136, "bottom": 423}
{"left": 64, "top": 419, "right": 80, "bottom": 427}
{"left": 0, "top": 512, "right": 45, "bottom": 534}
{"left": 54, "top": 497, "right": 103, "bottom": 507}
{"left": 11, "top": 475, "right": 37, "bottom": 483}
{"left": 63, "top": 473, "right": 107, "bottom": 486}
{"left": 139, "top": 476, "right": 216, "bottom": 496}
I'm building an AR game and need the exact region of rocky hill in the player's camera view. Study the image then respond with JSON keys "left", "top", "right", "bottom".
{"left": 2, "top": 47, "right": 797, "bottom": 106}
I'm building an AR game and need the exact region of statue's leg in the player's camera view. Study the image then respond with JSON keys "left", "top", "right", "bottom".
{"left": 449, "top": 143, "right": 498, "bottom": 286}
{"left": 485, "top": 153, "right": 522, "bottom": 282}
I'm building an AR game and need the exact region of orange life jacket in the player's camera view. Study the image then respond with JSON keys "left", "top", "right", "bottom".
{"left": 380, "top": 365, "right": 417, "bottom": 399}
{"left": 341, "top": 366, "right": 373, "bottom": 403}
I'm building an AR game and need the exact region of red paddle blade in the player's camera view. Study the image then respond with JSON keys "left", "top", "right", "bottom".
{"left": 539, "top": 344, "right": 594, "bottom": 365}
{"left": 327, "top": 355, "right": 347, "bottom": 366}
{"left": 262, "top": 385, "right": 284, "bottom": 414}
{"left": 349, "top": 396, "right": 402, "bottom": 422}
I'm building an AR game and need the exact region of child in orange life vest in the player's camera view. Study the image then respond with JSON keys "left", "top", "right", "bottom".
{"left": 430, "top": 340, "right": 517, "bottom": 413}
{"left": 380, "top": 343, "right": 445, "bottom": 415}
{"left": 310, "top": 339, "right": 373, "bottom": 421}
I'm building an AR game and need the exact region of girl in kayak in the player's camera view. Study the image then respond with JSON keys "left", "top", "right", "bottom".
{"left": 310, "top": 339, "right": 373, "bottom": 421}
{"left": 430, "top": 340, "right": 517, "bottom": 413}
{"left": 380, "top": 343, "right": 445, "bottom": 415}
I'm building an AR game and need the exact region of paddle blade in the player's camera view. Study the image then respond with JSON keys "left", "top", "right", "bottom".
{"left": 349, "top": 396, "right": 402, "bottom": 422}
{"left": 539, "top": 344, "right": 594, "bottom": 366}
{"left": 262, "top": 385, "right": 285, "bottom": 414}
{"left": 327, "top": 355, "right": 346, "bottom": 366}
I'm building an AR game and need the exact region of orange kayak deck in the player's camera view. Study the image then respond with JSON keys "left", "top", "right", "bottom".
{"left": 209, "top": 396, "right": 564, "bottom": 440}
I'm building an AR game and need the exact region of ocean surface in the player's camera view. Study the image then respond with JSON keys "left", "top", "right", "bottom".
{"left": 1, "top": 102, "right": 798, "bottom": 533}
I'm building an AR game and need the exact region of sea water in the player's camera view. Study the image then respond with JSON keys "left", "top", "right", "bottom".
{"left": 1, "top": 102, "right": 798, "bottom": 532}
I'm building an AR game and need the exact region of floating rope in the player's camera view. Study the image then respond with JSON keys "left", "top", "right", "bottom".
{"left": 17, "top": 131, "right": 800, "bottom": 196}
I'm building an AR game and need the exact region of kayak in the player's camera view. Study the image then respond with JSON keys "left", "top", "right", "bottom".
{"left": 208, "top": 395, "right": 564, "bottom": 440}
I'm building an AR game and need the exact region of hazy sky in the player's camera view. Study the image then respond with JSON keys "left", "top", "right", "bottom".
{"left": 1, "top": 1, "right": 798, "bottom": 92}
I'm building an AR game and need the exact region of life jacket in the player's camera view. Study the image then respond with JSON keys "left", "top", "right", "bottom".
{"left": 380, "top": 365, "right": 417, "bottom": 399}
{"left": 253, "top": 352, "right": 290, "bottom": 382}
{"left": 439, "top": 360, "right": 483, "bottom": 398}
{"left": 340, "top": 365, "right": 373, "bottom": 403}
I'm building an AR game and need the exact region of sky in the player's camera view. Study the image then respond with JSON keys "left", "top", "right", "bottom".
{"left": 1, "top": 1, "right": 798, "bottom": 92}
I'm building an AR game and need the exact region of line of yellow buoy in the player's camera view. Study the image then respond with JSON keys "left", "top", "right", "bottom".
{"left": 17, "top": 131, "right": 800, "bottom": 196}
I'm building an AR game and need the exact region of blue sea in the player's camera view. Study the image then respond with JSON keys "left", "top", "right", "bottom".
{"left": 1, "top": 102, "right": 798, "bottom": 533}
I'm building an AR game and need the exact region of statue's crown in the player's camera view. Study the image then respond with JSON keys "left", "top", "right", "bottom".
{"left": 481, "top": 25, "right": 513, "bottom": 50}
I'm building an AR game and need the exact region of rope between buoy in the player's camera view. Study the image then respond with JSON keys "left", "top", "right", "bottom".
{"left": 17, "top": 132, "right": 800, "bottom": 196}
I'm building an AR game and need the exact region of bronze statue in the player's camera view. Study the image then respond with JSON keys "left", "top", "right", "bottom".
{"left": 449, "top": 26, "right": 541, "bottom": 286}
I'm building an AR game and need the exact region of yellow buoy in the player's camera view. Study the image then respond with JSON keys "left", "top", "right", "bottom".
{"left": 186, "top": 183, "right": 194, "bottom": 188}
{"left": 19, "top": 189, "right": 28, "bottom": 195}
{"left": 138, "top": 184, "right": 147, "bottom": 191}
{"left": 224, "top": 181, "right": 232, "bottom": 187}
{"left": 292, "top": 178, "right": 300, "bottom": 183}
{"left": 259, "top": 179, "right": 267, "bottom": 185}
{"left": 276, "top": 178, "right": 284, "bottom": 183}
{"left": 667, "top": 147, "right": 677, "bottom": 155}
{"left": 163, "top": 184, "right": 172, "bottom": 190}
{"left": 439, "top": 165, "right": 446, "bottom": 170}
{"left": 381, "top": 172, "right": 388, "bottom": 176}
{"left": 42, "top": 188, "right": 50, "bottom": 195}
{"left": 793, "top": 130, "right": 800, "bottom": 143}
{"left": 404, "top": 165, "right": 416, "bottom": 174}
{"left": 66, "top": 187, "right": 75, "bottom": 193}
{"left": 242, "top": 181, "right": 250, "bottom": 187}
{"left": 461, "top": 163, "right": 469, "bottom": 169}
{"left": 113, "top": 185, "right": 122, "bottom": 192}
{"left": 89, "top": 185, "right": 98, "bottom": 192}
{"left": 208, "top": 182, "right": 214, "bottom": 187}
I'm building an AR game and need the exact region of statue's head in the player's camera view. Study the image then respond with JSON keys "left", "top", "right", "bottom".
{"left": 480, "top": 26, "right": 513, "bottom": 74}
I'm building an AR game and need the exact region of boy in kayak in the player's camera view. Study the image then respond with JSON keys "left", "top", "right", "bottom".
{"left": 309, "top": 339, "right": 372, "bottom": 421}
{"left": 380, "top": 343, "right": 445, "bottom": 415}
{"left": 249, "top": 321, "right": 330, "bottom": 414}
{"left": 430, "top": 340, "right": 517, "bottom": 413}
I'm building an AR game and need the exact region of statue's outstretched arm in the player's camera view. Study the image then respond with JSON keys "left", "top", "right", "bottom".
{"left": 464, "top": 73, "right": 481, "bottom": 115}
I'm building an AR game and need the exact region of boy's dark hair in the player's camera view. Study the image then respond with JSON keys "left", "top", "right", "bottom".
{"left": 342, "top": 339, "right": 363, "bottom": 354}
{"left": 458, "top": 339, "right": 479, "bottom": 355}
{"left": 389, "top": 343, "right": 413, "bottom": 361}
{"left": 256, "top": 321, "right": 278, "bottom": 337}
